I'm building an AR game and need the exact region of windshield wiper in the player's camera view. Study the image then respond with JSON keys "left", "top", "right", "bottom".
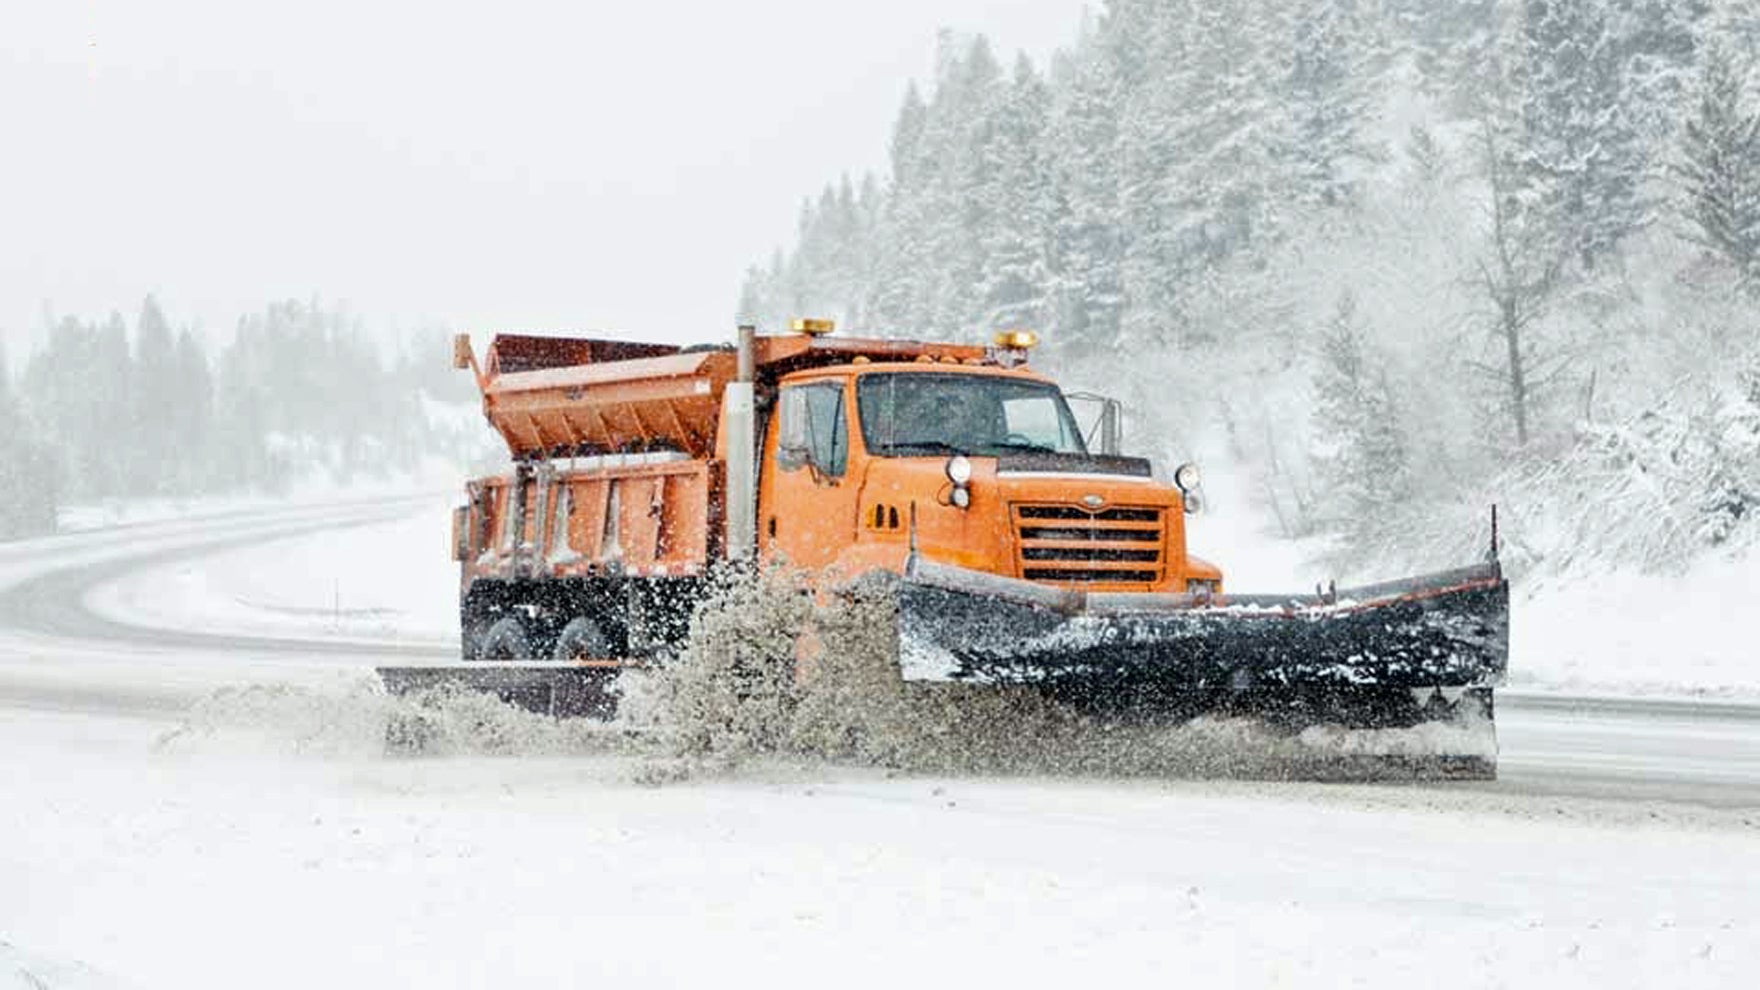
{"left": 986, "top": 440, "right": 1058, "bottom": 454}
{"left": 880, "top": 441, "right": 970, "bottom": 456}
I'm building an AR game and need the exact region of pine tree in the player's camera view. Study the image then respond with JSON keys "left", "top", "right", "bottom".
{"left": 1113, "top": 0, "right": 1192, "bottom": 351}
{"left": 1284, "top": 0, "right": 1387, "bottom": 210}
{"left": 0, "top": 342, "right": 58, "bottom": 540}
{"left": 1610, "top": 0, "right": 1711, "bottom": 143}
{"left": 1675, "top": 44, "right": 1760, "bottom": 285}
{"left": 1515, "top": 0, "right": 1651, "bottom": 269}
{"left": 868, "top": 83, "right": 931, "bottom": 330}
{"left": 1044, "top": 37, "right": 1125, "bottom": 360}
{"left": 170, "top": 329, "right": 215, "bottom": 492}
{"left": 1310, "top": 292, "right": 1412, "bottom": 537}
{"left": 132, "top": 296, "right": 178, "bottom": 493}
{"left": 924, "top": 34, "right": 1004, "bottom": 336}
{"left": 1385, "top": 0, "right": 1498, "bottom": 116}
{"left": 976, "top": 52, "right": 1052, "bottom": 330}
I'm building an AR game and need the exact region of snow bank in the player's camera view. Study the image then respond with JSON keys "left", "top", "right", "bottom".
{"left": 0, "top": 943, "right": 122, "bottom": 990}
{"left": 85, "top": 504, "right": 458, "bottom": 647}
{"left": 1513, "top": 549, "right": 1760, "bottom": 699}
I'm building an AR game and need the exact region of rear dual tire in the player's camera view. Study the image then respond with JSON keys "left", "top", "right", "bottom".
{"left": 476, "top": 616, "right": 534, "bottom": 661}
{"left": 552, "top": 617, "right": 612, "bottom": 661}
{"left": 467, "top": 614, "right": 613, "bottom": 662}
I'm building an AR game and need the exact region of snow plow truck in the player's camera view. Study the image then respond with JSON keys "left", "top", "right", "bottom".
{"left": 378, "top": 322, "right": 1509, "bottom": 776}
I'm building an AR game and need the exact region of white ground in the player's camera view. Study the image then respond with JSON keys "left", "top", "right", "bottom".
{"left": 4, "top": 704, "right": 1756, "bottom": 990}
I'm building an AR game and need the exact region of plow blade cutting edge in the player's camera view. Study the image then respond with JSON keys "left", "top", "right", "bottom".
{"left": 897, "top": 557, "right": 1508, "bottom": 731}
{"left": 376, "top": 662, "right": 621, "bottom": 720}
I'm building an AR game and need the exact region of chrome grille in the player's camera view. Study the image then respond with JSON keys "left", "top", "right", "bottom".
{"left": 1012, "top": 504, "right": 1165, "bottom": 585}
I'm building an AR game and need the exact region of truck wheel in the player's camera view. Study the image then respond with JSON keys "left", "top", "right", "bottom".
{"left": 479, "top": 616, "right": 534, "bottom": 660}
{"left": 460, "top": 618, "right": 493, "bottom": 660}
{"left": 552, "top": 617, "right": 612, "bottom": 661}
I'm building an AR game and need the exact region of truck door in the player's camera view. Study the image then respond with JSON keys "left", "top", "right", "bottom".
{"left": 759, "top": 379, "right": 860, "bottom": 571}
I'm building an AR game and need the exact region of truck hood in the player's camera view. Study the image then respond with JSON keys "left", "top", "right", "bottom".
{"left": 993, "top": 451, "right": 1153, "bottom": 479}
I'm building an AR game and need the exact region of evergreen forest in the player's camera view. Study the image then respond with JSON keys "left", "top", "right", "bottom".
{"left": 739, "top": 0, "right": 1760, "bottom": 578}
{"left": 0, "top": 298, "right": 477, "bottom": 539}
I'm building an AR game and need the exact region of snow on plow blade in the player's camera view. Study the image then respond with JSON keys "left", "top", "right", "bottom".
{"left": 897, "top": 558, "right": 1508, "bottom": 718}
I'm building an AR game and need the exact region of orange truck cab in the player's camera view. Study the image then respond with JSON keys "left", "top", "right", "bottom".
{"left": 759, "top": 360, "right": 1221, "bottom": 595}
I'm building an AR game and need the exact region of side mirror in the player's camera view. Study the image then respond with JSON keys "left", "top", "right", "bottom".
{"left": 452, "top": 333, "right": 474, "bottom": 371}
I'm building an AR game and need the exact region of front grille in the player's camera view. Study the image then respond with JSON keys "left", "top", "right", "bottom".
{"left": 1021, "top": 547, "right": 1159, "bottom": 562}
{"left": 1018, "top": 506, "right": 1160, "bottom": 522}
{"left": 1023, "top": 568, "right": 1159, "bottom": 583}
{"left": 1012, "top": 503, "right": 1166, "bottom": 586}
{"left": 1018, "top": 527, "right": 1161, "bottom": 542}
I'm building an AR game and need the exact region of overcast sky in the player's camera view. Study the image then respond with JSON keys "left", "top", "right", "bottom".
{"left": 2, "top": 1, "right": 1091, "bottom": 349}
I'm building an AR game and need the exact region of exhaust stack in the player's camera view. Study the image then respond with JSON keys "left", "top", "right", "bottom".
{"left": 723, "top": 325, "right": 758, "bottom": 560}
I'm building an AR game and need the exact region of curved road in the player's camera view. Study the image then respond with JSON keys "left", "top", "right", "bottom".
{"left": 1, "top": 495, "right": 1757, "bottom": 811}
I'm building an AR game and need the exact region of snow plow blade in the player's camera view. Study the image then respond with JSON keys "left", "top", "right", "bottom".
{"left": 897, "top": 557, "right": 1508, "bottom": 777}
{"left": 898, "top": 558, "right": 1508, "bottom": 696}
{"left": 375, "top": 662, "right": 621, "bottom": 719}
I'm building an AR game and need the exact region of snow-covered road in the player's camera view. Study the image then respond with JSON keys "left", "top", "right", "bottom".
{"left": 3, "top": 496, "right": 1757, "bottom": 988}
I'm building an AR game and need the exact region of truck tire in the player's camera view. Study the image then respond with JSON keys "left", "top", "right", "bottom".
{"left": 552, "top": 616, "right": 612, "bottom": 661}
{"left": 478, "top": 615, "right": 534, "bottom": 660}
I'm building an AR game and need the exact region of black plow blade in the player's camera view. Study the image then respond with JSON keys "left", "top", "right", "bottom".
{"left": 897, "top": 559, "right": 1508, "bottom": 779}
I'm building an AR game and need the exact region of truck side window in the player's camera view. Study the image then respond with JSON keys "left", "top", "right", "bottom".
{"left": 778, "top": 382, "right": 848, "bottom": 477}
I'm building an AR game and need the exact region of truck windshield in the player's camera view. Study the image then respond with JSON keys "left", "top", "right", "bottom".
{"left": 856, "top": 372, "right": 1088, "bottom": 457}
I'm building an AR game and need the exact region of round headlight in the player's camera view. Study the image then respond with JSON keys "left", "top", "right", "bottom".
{"left": 946, "top": 454, "right": 973, "bottom": 486}
{"left": 1173, "top": 462, "right": 1201, "bottom": 491}
{"left": 950, "top": 486, "right": 971, "bottom": 509}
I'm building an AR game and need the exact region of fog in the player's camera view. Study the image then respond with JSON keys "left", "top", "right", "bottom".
{"left": 1, "top": 0, "right": 1088, "bottom": 346}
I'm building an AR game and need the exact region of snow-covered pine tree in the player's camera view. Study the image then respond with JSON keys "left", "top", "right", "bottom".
{"left": 735, "top": 262, "right": 770, "bottom": 327}
{"left": 0, "top": 342, "right": 58, "bottom": 540}
{"left": 822, "top": 175, "right": 868, "bottom": 325}
{"left": 1283, "top": 0, "right": 1388, "bottom": 211}
{"left": 132, "top": 296, "right": 179, "bottom": 494}
{"left": 1309, "top": 291, "right": 1412, "bottom": 543}
{"left": 1514, "top": 0, "right": 1652, "bottom": 270}
{"left": 867, "top": 83, "right": 931, "bottom": 331}
{"left": 1695, "top": 357, "right": 1760, "bottom": 547}
{"left": 976, "top": 53, "right": 1052, "bottom": 331}
{"left": 1709, "top": 1, "right": 1760, "bottom": 60}
{"left": 1161, "top": 0, "right": 1291, "bottom": 268}
{"left": 852, "top": 173, "right": 885, "bottom": 328}
{"left": 924, "top": 34, "right": 1004, "bottom": 337}
{"left": 169, "top": 328, "right": 215, "bottom": 493}
{"left": 1112, "top": 0, "right": 1190, "bottom": 352}
{"left": 1674, "top": 44, "right": 1760, "bottom": 285}
{"left": 1609, "top": 0, "right": 1711, "bottom": 144}
{"left": 1384, "top": 0, "right": 1498, "bottom": 117}
{"left": 1043, "top": 34, "right": 1126, "bottom": 362}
